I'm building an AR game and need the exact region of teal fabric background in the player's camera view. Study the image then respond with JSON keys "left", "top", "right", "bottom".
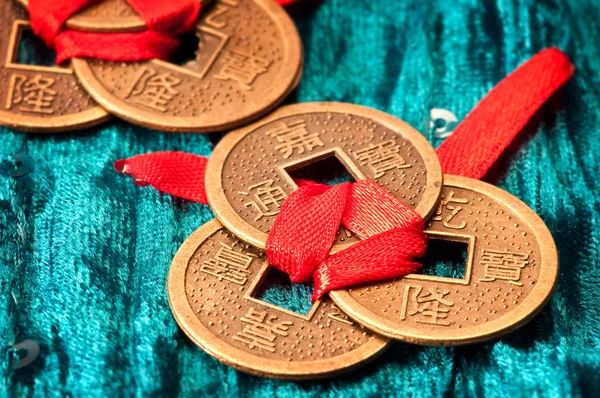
{"left": 1, "top": 0, "right": 600, "bottom": 396}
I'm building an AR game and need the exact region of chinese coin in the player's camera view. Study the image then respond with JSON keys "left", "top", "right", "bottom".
{"left": 71, "top": 0, "right": 303, "bottom": 132}
{"left": 205, "top": 102, "right": 443, "bottom": 251}
{"left": 168, "top": 219, "right": 389, "bottom": 379}
{"left": 330, "top": 175, "right": 559, "bottom": 345}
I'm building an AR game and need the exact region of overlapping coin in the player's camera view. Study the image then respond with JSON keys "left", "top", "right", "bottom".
{"left": 0, "top": 0, "right": 109, "bottom": 132}
{"left": 168, "top": 219, "right": 389, "bottom": 379}
{"left": 330, "top": 175, "right": 559, "bottom": 345}
{"left": 205, "top": 102, "right": 443, "bottom": 250}
{"left": 71, "top": 0, "right": 304, "bottom": 132}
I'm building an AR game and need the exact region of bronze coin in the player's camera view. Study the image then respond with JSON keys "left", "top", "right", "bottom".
{"left": 205, "top": 102, "right": 443, "bottom": 250}
{"left": 71, "top": 0, "right": 303, "bottom": 133}
{"left": 330, "top": 175, "right": 559, "bottom": 346}
{"left": 16, "top": 0, "right": 212, "bottom": 33}
{"left": 0, "top": 1, "right": 109, "bottom": 132}
{"left": 168, "top": 219, "right": 389, "bottom": 379}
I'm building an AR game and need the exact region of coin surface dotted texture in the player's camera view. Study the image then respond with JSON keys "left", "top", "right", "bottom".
{"left": 205, "top": 102, "right": 443, "bottom": 250}
{"left": 16, "top": 0, "right": 212, "bottom": 33}
{"left": 0, "top": 0, "right": 109, "bottom": 132}
{"left": 330, "top": 175, "right": 559, "bottom": 345}
{"left": 168, "top": 219, "right": 389, "bottom": 379}
{"left": 71, "top": 0, "right": 303, "bottom": 132}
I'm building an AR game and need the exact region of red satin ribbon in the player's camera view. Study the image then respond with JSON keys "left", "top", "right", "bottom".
{"left": 437, "top": 48, "right": 575, "bottom": 179}
{"left": 28, "top": 0, "right": 298, "bottom": 63}
{"left": 114, "top": 48, "right": 574, "bottom": 300}
{"left": 266, "top": 179, "right": 426, "bottom": 301}
{"left": 114, "top": 152, "right": 209, "bottom": 203}
{"left": 28, "top": 0, "right": 200, "bottom": 63}
{"left": 271, "top": 47, "right": 575, "bottom": 300}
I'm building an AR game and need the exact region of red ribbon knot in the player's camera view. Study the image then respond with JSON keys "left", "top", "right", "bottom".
{"left": 26, "top": 0, "right": 298, "bottom": 63}
{"left": 113, "top": 47, "right": 575, "bottom": 302}
{"left": 27, "top": 0, "right": 201, "bottom": 63}
{"left": 265, "top": 179, "right": 427, "bottom": 301}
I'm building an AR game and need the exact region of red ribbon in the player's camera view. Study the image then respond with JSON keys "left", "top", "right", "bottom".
{"left": 114, "top": 152, "right": 209, "bottom": 203}
{"left": 266, "top": 179, "right": 426, "bottom": 301}
{"left": 437, "top": 48, "right": 575, "bottom": 179}
{"left": 28, "top": 0, "right": 200, "bottom": 63}
{"left": 28, "top": 0, "right": 298, "bottom": 63}
{"left": 269, "top": 47, "right": 575, "bottom": 300}
{"left": 114, "top": 48, "right": 574, "bottom": 300}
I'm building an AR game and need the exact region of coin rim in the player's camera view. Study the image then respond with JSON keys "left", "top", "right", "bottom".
{"left": 330, "top": 174, "right": 560, "bottom": 346}
{"left": 70, "top": 0, "right": 304, "bottom": 133}
{"left": 167, "top": 219, "right": 390, "bottom": 380}
{"left": 205, "top": 101, "right": 444, "bottom": 250}
{"left": 0, "top": 106, "right": 110, "bottom": 133}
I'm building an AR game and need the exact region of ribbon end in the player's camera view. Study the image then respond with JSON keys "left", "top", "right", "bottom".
{"left": 114, "top": 159, "right": 128, "bottom": 174}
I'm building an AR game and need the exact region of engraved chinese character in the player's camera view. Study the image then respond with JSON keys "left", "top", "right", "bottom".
{"left": 239, "top": 180, "right": 287, "bottom": 220}
{"left": 431, "top": 191, "right": 469, "bottom": 229}
{"left": 200, "top": 242, "right": 255, "bottom": 285}
{"left": 400, "top": 285, "right": 453, "bottom": 326}
{"left": 204, "top": 1, "right": 239, "bottom": 29}
{"left": 479, "top": 250, "right": 529, "bottom": 286}
{"left": 353, "top": 140, "right": 411, "bottom": 178}
{"left": 234, "top": 308, "right": 293, "bottom": 352}
{"left": 125, "top": 67, "right": 181, "bottom": 112}
{"left": 6, "top": 74, "right": 57, "bottom": 114}
{"left": 265, "top": 120, "right": 324, "bottom": 158}
{"left": 327, "top": 304, "right": 354, "bottom": 325}
{"left": 213, "top": 50, "right": 270, "bottom": 90}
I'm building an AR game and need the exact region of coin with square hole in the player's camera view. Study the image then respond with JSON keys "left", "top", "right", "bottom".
{"left": 168, "top": 219, "right": 389, "bottom": 379}
{"left": 16, "top": 0, "right": 214, "bottom": 33}
{"left": 330, "top": 175, "right": 559, "bottom": 346}
{"left": 0, "top": 1, "right": 109, "bottom": 132}
{"left": 71, "top": 0, "right": 303, "bottom": 132}
{"left": 205, "top": 102, "right": 443, "bottom": 251}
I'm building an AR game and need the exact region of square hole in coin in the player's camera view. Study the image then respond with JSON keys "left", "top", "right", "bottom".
{"left": 419, "top": 237, "right": 468, "bottom": 280}
{"left": 14, "top": 25, "right": 57, "bottom": 68}
{"left": 284, "top": 151, "right": 356, "bottom": 187}
{"left": 171, "top": 31, "right": 201, "bottom": 67}
{"left": 252, "top": 267, "right": 315, "bottom": 316}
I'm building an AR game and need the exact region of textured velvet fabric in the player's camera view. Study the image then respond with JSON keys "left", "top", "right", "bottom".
{"left": 2, "top": 0, "right": 600, "bottom": 396}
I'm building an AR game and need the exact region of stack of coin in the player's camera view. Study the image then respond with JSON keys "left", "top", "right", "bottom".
{"left": 3, "top": 0, "right": 303, "bottom": 133}
{"left": 168, "top": 102, "right": 559, "bottom": 379}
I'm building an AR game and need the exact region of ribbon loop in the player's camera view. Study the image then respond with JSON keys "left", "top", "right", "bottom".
{"left": 312, "top": 227, "right": 426, "bottom": 301}
{"left": 28, "top": 0, "right": 93, "bottom": 47}
{"left": 342, "top": 180, "right": 424, "bottom": 239}
{"left": 266, "top": 182, "right": 351, "bottom": 283}
{"left": 55, "top": 30, "right": 179, "bottom": 64}
{"left": 264, "top": 179, "right": 427, "bottom": 300}
{"left": 127, "top": 0, "right": 200, "bottom": 33}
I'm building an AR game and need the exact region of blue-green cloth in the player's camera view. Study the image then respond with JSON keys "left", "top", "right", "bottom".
{"left": 2, "top": 0, "right": 600, "bottom": 396}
